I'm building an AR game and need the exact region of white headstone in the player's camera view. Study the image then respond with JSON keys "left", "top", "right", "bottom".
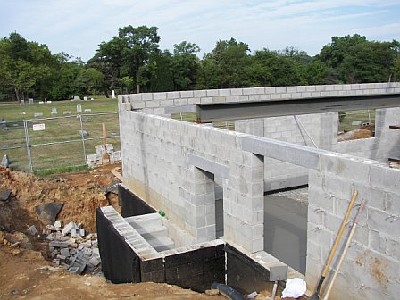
{"left": 83, "top": 96, "right": 88, "bottom": 101}
{"left": 46, "top": 100, "right": 52, "bottom": 104}
{"left": 38, "top": 101, "right": 44, "bottom": 104}
{"left": 51, "top": 107, "right": 57, "bottom": 115}
{"left": 73, "top": 95, "right": 80, "bottom": 101}
{"left": 77, "top": 104, "right": 82, "bottom": 113}
{"left": 84, "top": 109, "right": 92, "bottom": 113}
{"left": 111, "top": 90, "right": 116, "bottom": 99}
{"left": 20, "top": 99, "right": 25, "bottom": 105}
{"left": 90, "top": 97, "right": 94, "bottom": 100}
{"left": 28, "top": 98, "right": 34, "bottom": 104}
{"left": 34, "top": 112, "right": 44, "bottom": 118}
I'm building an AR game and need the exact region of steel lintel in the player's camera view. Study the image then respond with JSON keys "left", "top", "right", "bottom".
{"left": 195, "top": 93, "right": 400, "bottom": 122}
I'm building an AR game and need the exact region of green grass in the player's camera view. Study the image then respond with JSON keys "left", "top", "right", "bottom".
{"left": 33, "top": 164, "right": 89, "bottom": 177}
{"left": 0, "top": 96, "right": 118, "bottom": 121}
{"left": 0, "top": 97, "right": 120, "bottom": 172}
{"left": 338, "top": 110, "right": 375, "bottom": 132}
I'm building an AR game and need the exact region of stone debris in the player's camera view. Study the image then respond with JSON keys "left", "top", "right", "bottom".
{"left": 44, "top": 220, "right": 102, "bottom": 276}
{"left": 27, "top": 225, "right": 38, "bottom": 236}
{"left": 35, "top": 203, "right": 63, "bottom": 225}
{"left": 0, "top": 189, "right": 12, "bottom": 201}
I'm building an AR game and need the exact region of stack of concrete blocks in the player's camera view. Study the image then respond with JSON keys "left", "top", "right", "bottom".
{"left": 86, "top": 144, "right": 122, "bottom": 167}
{"left": 306, "top": 152, "right": 400, "bottom": 299}
{"left": 119, "top": 109, "right": 265, "bottom": 253}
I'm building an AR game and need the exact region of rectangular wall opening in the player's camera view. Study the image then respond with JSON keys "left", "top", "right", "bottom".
{"left": 263, "top": 186, "right": 308, "bottom": 274}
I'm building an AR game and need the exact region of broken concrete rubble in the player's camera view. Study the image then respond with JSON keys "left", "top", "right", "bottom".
{"left": 35, "top": 203, "right": 63, "bottom": 225}
{"left": 44, "top": 220, "right": 102, "bottom": 276}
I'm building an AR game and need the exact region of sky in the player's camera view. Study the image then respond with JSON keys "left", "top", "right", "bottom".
{"left": 0, "top": 0, "right": 399, "bottom": 61}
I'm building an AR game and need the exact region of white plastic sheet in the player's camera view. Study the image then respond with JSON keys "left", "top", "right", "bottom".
{"left": 281, "top": 278, "right": 307, "bottom": 298}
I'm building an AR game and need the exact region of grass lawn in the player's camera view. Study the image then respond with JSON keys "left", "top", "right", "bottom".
{"left": 0, "top": 97, "right": 120, "bottom": 172}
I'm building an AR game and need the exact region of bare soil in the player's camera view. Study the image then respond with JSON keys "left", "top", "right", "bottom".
{"left": 0, "top": 164, "right": 227, "bottom": 299}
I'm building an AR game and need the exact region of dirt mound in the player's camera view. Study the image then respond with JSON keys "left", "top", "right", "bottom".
{"left": 0, "top": 165, "right": 227, "bottom": 299}
{"left": 338, "top": 128, "right": 373, "bottom": 142}
{"left": 0, "top": 164, "right": 120, "bottom": 234}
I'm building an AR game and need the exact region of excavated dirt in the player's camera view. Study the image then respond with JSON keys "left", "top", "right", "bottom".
{"left": 0, "top": 164, "right": 228, "bottom": 299}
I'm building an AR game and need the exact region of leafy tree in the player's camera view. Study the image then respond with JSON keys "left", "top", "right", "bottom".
{"left": 88, "top": 36, "right": 125, "bottom": 97}
{"left": 75, "top": 67, "right": 104, "bottom": 95}
{"left": 198, "top": 38, "right": 250, "bottom": 88}
{"left": 0, "top": 33, "right": 55, "bottom": 101}
{"left": 170, "top": 41, "right": 200, "bottom": 90}
{"left": 319, "top": 35, "right": 399, "bottom": 83}
{"left": 118, "top": 25, "right": 160, "bottom": 93}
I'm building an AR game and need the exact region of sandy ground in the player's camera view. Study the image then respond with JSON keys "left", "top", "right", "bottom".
{"left": 0, "top": 164, "right": 227, "bottom": 299}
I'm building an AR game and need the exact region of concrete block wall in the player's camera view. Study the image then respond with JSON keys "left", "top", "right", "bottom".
{"left": 306, "top": 154, "right": 400, "bottom": 299}
{"left": 119, "top": 109, "right": 265, "bottom": 253}
{"left": 334, "top": 107, "right": 400, "bottom": 162}
{"left": 119, "top": 82, "right": 400, "bottom": 114}
{"left": 235, "top": 113, "right": 337, "bottom": 190}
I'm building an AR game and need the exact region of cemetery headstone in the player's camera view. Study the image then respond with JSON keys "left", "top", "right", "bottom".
{"left": 20, "top": 99, "right": 25, "bottom": 105}
{"left": 47, "top": 100, "right": 52, "bottom": 104}
{"left": 34, "top": 112, "right": 44, "bottom": 118}
{"left": 77, "top": 104, "right": 82, "bottom": 113}
{"left": 84, "top": 109, "right": 92, "bottom": 113}
{"left": 39, "top": 101, "right": 44, "bottom": 104}
{"left": 83, "top": 96, "right": 88, "bottom": 101}
{"left": 111, "top": 90, "right": 116, "bottom": 99}
{"left": 73, "top": 96, "right": 80, "bottom": 101}
{"left": 29, "top": 98, "right": 34, "bottom": 104}
{"left": 51, "top": 107, "right": 57, "bottom": 115}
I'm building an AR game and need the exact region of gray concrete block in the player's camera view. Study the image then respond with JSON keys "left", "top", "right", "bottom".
{"left": 241, "top": 135, "right": 323, "bottom": 170}
{"left": 188, "top": 154, "right": 230, "bottom": 179}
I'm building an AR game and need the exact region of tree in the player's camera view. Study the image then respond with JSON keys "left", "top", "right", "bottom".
{"left": 75, "top": 67, "right": 104, "bottom": 95}
{"left": 319, "top": 35, "right": 399, "bottom": 83}
{"left": 170, "top": 41, "right": 200, "bottom": 90}
{"left": 0, "top": 33, "right": 55, "bottom": 101}
{"left": 198, "top": 38, "right": 250, "bottom": 89}
{"left": 88, "top": 37, "right": 125, "bottom": 97}
{"left": 118, "top": 25, "right": 160, "bottom": 93}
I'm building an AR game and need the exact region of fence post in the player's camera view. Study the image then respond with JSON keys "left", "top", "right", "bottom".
{"left": 78, "top": 114, "right": 87, "bottom": 164}
{"left": 23, "top": 120, "right": 33, "bottom": 172}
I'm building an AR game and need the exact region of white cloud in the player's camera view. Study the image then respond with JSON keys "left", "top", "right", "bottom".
{"left": 0, "top": 0, "right": 398, "bottom": 60}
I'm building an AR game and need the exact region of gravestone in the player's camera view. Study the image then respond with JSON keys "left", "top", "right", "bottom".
{"left": 111, "top": 90, "right": 116, "bottom": 99}
{"left": 1, "top": 154, "right": 10, "bottom": 168}
{"left": 63, "top": 111, "right": 71, "bottom": 115}
{"left": 73, "top": 96, "right": 80, "bottom": 101}
{"left": 47, "top": 100, "right": 52, "bottom": 104}
{"left": 34, "top": 112, "right": 44, "bottom": 118}
{"left": 90, "top": 97, "right": 94, "bottom": 100}
{"left": 83, "top": 96, "right": 88, "bottom": 101}
{"left": 84, "top": 109, "right": 92, "bottom": 113}
{"left": 38, "top": 101, "right": 44, "bottom": 104}
{"left": 51, "top": 107, "right": 57, "bottom": 115}
{"left": 20, "top": 99, "right": 25, "bottom": 105}
{"left": 77, "top": 104, "right": 82, "bottom": 113}
{"left": 29, "top": 98, "right": 34, "bottom": 104}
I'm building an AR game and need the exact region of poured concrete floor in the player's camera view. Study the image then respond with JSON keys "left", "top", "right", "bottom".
{"left": 263, "top": 187, "right": 308, "bottom": 274}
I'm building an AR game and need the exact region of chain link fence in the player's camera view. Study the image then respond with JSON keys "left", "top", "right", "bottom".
{"left": 0, "top": 112, "right": 120, "bottom": 172}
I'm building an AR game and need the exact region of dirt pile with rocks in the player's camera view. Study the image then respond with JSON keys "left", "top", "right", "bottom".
{"left": 0, "top": 164, "right": 226, "bottom": 299}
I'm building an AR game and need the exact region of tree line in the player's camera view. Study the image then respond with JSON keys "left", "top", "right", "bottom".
{"left": 0, "top": 25, "right": 399, "bottom": 102}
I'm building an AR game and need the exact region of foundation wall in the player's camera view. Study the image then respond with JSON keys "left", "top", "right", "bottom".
{"left": 306, "top": 154, "right": 400, "bottom": 299}
{"left": 119, "top": 109, "right": 265, "bottom": 253}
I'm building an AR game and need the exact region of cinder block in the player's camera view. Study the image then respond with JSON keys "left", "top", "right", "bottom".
{"left": 167, "top": 91, "right": 180, "bottom": 99}
{"left": 230, "top": 88, "right": 243, "bottom": 96}
{"left": 180, "top": 90, "right": 194, "bottom": 98}
{"left": 206, "top": 89, "right": 219, "bottom": 96}
{"left": 194, "top": 90, "right": 206, "bottom": 97}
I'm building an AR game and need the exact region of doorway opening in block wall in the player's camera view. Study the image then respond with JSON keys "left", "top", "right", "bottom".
{"left": 213, "top": 175, "right": 224, "bottom": 238}
{"left": 337, "top": 109, "right": 375, "bottom": 141}
{"left": 263, "top": 185, "right": 308, "bottom": 274}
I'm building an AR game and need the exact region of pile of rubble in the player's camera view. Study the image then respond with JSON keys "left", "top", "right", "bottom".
{"left": 43, "top": 221, "right": 102, "bottom": 277}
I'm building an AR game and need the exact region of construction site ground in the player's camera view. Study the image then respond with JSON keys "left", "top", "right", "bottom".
{"left": 0, "top": 164, "right": 236, "bottom": 299}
